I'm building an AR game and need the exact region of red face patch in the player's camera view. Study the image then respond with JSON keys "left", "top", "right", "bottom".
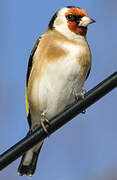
{"left": 65, "top": 8, "right": 88, "bottom": 36}
{"left": 67, "top": 21, "right": 87, "bottom": 36}
{"left": 65, "top": 8, "right": 88, "bottom": 17}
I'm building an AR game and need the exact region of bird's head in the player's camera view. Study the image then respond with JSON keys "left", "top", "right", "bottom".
{"left": 48, "top": 6, "right": 95, "bottom": 39}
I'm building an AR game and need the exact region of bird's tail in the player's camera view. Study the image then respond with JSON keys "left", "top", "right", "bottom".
{"left": 18, "top": 141, "right": 43, "bottom": 177}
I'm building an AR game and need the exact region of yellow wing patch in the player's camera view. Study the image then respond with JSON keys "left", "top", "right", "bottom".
{"left": 25, "top": 86, "right": 29, "bottom": 117}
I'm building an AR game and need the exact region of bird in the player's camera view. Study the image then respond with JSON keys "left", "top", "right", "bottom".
{"left": 18, "top": 6, "right": 95, "bottom": 177}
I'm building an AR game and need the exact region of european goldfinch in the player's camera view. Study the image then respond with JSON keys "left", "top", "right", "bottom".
{"left": 18, "top": 6, "right": 95, "bottom": 177}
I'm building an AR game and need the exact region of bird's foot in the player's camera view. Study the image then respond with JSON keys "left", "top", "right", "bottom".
{"left": 40, "top": 110, "right": 50, "bottom": 135}
{"left": 82, "top": 87, "right": 86, "bottom": 94}
{"left": 75, "top": 88, "right": 86, "bottom": 114}
{"left": 75, "top": 92, "right": 84, "bottom": 101}
{"left": 75, "top": 87, "right": 86, "bottom": 101}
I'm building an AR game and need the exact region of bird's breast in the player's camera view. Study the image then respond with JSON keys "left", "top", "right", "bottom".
{"left": 28, "top": 39, "right": 91, "bottom": 120}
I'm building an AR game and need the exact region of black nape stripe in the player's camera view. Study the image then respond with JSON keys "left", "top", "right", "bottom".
{"left": 48, "top": 12, "right": 58, "bottom": 30}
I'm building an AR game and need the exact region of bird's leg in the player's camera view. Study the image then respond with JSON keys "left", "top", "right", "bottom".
{"left": 81, "top": 87, "right": 87, "bottom": 114}
{"left": 75, "top": 87, "right": 86, "bottom": 101}
{"left": 75, "top": 92, "right": 84, "bottom": 101}
{"left": 40, "top": 110, "right": 50, "bottom": 135}
{"left": 74, "top": 87, "right": 86, "bottom": 114}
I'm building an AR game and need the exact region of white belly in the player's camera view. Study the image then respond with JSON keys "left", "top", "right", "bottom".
{"left": 35, "top": 56, "right": 83, "bottom": 119}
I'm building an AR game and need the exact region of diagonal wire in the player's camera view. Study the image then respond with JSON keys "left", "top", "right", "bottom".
{"left": 0, "top": 71, "right": 117, "bottom": 171}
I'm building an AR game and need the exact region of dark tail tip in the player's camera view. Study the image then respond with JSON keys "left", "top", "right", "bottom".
{"left": 18, "top": 152, "right": 39, "bottom": 177}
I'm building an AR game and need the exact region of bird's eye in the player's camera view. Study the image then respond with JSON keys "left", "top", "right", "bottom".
{"left": 66, "top": 14, "right": 76, "bottom": 21}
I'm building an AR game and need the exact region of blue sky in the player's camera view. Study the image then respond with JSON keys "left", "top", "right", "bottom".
{"left": 0, "top": 0, "right": 117, "bottom": 179}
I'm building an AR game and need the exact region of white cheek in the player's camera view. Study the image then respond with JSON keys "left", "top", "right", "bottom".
{"left": 54, "top": 15, "right": 68, "bottom": 33}
{"left": 54, "top": 8, "right": 80, "bottom": 40}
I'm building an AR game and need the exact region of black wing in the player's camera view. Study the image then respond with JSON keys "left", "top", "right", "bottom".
{"left": 26, "top": 37, "right": 41, "bottom": 86}
{"left": 86, "top": 67, "right": 91, "bottom": 80}
{"left": 26, "top": 37, "right": 41, "bottom": 128}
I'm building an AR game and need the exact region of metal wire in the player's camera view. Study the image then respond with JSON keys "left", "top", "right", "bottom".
{"left": 0, "top": 71, "right": 117, "bottom": 171}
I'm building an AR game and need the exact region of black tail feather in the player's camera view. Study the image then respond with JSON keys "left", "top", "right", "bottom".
{"left": 18, "top": 143, "right": 43, "bottom": 177}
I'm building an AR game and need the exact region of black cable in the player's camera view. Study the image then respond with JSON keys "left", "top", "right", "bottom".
{"left": 0, "top": 71, "right": 117, "bottom": 171}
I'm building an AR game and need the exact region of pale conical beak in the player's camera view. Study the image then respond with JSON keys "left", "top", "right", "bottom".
{"left": 79, "top": 16, "right": 95, "bottom": 27}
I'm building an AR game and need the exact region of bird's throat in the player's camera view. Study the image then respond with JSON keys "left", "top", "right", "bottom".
{"left": 75, "top": 26, "right": 87, "bottom": 36}
{"left": 68, "top": 21, "right": 87, "bottom": 36}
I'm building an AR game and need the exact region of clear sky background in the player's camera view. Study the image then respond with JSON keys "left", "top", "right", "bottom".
{"left": 0, "top": 0, "right": 117, "bottom": 180}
